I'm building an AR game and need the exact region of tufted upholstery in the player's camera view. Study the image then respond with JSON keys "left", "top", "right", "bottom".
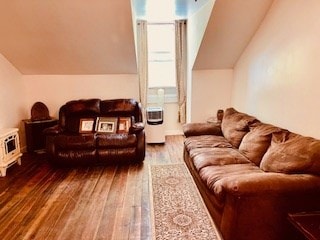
{"left": 183, "top": 108, "right": 320, "bottom": 240}
{"left": 44, "top": 98, "right": 145, "bottom": 166}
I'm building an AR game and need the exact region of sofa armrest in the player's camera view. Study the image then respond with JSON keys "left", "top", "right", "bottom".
{"left": 129, "top": 122, "right": 144, "bottom": 135}
{"left": 215, "top": 172, "right": 320, "bottom": 198}
{"left": 183, "top": 123, "right": 222, "bottom": 137}
{"left": 43, "top": 125, "right": 63, "bottom": 135}
{"left": 216, "top": 172, "right": 320, "bottom": 240}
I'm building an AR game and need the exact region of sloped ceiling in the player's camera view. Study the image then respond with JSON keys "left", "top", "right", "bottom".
{"left": 0, "top": 0, "right": 273, "bottom": 75}
{"left": 193, "top": 0, "right": 274, "bottom": 69}
{"left": 0, "top": 1, "right": 137, "bottom": 74}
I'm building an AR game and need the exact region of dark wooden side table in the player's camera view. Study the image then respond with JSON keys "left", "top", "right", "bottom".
{"left": 288, "top": 211, "right": 320, "bottom": 240}
{"left": 23, "top": 118, "right": 58, "bottom": 153}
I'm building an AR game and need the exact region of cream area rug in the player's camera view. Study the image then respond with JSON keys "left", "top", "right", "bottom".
{"left": 149, "top": 163, "right": 223, "bottom": 240}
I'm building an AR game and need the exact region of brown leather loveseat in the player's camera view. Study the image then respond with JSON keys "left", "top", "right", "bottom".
{"left": 183, "top": 108, "right": 320, "bottom": 240}
{"left": 44, "top": 98, "right": 145, "bottom": 166}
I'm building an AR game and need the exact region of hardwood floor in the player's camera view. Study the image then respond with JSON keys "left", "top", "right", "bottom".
{"left": 0, "top": 135, "right": 184, "bottom": 240}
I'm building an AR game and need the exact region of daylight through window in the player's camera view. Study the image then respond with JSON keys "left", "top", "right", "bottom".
{"left": 147, "top": 23, "right": 176, "bottom": 89}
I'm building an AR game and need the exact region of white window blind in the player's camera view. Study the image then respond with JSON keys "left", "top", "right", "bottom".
{"left": 147, "top": 23, "right": 176, "bottom": 89}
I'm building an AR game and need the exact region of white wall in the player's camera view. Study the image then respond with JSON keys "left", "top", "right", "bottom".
{"left": 147, "top": 101, "right": 183, "bottom": 135}
{"left": 186, "top": 0, "right": 215, "bottom": 122}
{"left": 0, "top": 54, "right": 26, "bottom": 128}
{"left": 22, "top": 74, "right": 182, "bottom": 139}
{"left": 188, "top": 0, "right": 216, "bottom": 69}
{"left": 192, "top": 69, "right": 233, "bottom": 122}
{"left": 22, "top": 75, "right": 140, "bottom": 118}
{"left": 233, "top": 0, "right": 320, "bottom": 139}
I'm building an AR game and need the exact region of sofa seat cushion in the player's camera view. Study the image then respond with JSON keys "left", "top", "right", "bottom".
{"left": 221, "top": 108, "right": 259, "bottom": 148}
{"left": 184, "top": 135, "right": 233, "bottom": 152}
{"left": 260, "top": 131, "right": 320, "bottom": 174}
{"left": 239, "top": 122, "right": 283, "bottom": 166}
{"left": 55, "top": 134, "right": 95, "bottom": 149}
{"left": 97, "top": 133, "right": 137, "bottom": 148}
{"left": 199, "top": 163, "right": 263, "bottom": 204}
{"left": 190, "top": 148, "right": 251, "bottom": 171}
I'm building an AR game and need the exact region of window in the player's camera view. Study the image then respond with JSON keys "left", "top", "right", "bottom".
{"left": 147, "top": 23, "right": 176, "bottom": 89}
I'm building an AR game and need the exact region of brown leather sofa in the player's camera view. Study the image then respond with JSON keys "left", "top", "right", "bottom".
{"left": 44, "top": 98, "right": 145, "bottom": 166}
{"left": 183, "top": 108, "right": 320, "bottom": 240}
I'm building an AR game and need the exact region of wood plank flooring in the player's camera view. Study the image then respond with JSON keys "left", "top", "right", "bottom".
{"left": 0, "top": 135, "right": 184, "bottom": 240}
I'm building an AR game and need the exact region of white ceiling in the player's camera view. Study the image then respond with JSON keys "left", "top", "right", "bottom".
{"left": 0, "top": 0, "right": 273, "bottom": 75}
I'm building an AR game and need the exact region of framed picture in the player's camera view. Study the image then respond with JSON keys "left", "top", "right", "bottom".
{"left": 118, "top": 117, "right": 131, "bottom": 133}
{"left": 79, "top": 118, "right": 95, "bottom": 133}
{"left": 96, "top": 117, "right": 118, "bottom": 133}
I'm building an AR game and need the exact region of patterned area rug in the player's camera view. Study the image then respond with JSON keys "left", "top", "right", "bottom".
{"left": 149, "top": 163, "right": 222, "bottom": 240}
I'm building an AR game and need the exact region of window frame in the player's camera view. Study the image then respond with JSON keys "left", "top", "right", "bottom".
{"left": 147, "top": 22, "right": 177, "bottom": 88}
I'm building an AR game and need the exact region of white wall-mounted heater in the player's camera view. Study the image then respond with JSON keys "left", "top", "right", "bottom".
{"left": 145, "top": 106, "right": 165, "bottom": 144}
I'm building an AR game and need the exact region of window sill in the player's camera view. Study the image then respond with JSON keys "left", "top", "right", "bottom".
{"left": 147, "top": 94, "right": 177, "bottom": 104}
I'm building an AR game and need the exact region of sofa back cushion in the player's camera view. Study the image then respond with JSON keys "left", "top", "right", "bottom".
{"left": 221, "top": 108, "right": 259, "bottom": 148}
{"left": 100, "top": 99, "right": 142, "bottom": 123}
{"left": 65, "top": 99, "right": 100, "bottom": 115}
{"left": 239, "top": 122, "right": 283, "bottom": 166}
{"left": 260, "top": 131, "right": 320, "bottom": 174}
{"left": 61, "top": 99, "right": 101, "bottom": 133}
{"left": 59, "top": 99, "right": 142, "bottom": 134}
